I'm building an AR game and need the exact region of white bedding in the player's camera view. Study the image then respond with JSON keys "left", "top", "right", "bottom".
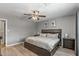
{"left": 25, "top": 36, "right": 60, "bottom": 52}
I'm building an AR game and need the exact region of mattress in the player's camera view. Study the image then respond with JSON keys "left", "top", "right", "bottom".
{"left": 25, "top": 36, "right": 60, "bottom": 52}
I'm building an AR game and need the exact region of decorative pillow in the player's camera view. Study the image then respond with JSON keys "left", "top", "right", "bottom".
{"left": 47, "top": 33, "right": 58, "bottom": 38}
{"left": 40, "top": 33, "right": 47, "bottom": 37}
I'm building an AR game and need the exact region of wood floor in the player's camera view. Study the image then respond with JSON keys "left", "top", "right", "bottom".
{"left": 1, "top": 44, "right": 75, "bottom": 56}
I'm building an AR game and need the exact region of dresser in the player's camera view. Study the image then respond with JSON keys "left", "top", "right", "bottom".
{"left": 63, "top": 38, "right": 75, "bottom": 50}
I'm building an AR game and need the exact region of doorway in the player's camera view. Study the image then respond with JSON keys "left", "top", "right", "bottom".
{"left": 0, "top": 19, "right": 7, "bottom": 55}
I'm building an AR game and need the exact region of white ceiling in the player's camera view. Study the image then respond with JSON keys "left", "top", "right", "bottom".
{"left": 0, "top": 3, "right": 78, "bottom": 21}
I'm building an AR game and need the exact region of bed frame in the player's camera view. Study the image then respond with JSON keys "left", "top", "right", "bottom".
{"left": 24, "top": 29, "right": 62, "bottom": 56}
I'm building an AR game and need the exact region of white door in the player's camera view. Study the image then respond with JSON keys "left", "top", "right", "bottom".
{"left": 0, "top": 21, "right": 5, "bottom": 46}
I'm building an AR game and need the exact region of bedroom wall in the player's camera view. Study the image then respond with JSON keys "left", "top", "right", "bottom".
{"left": 7, "top": 17, "right": 37, "bottom": 45}
{"left": 37, "top": 15, "right": 76, "bottom": 39}
{"left": 6, "top": 15, "right": 76, "bottom": 45}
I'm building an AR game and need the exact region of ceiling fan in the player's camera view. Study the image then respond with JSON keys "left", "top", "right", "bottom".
{"left": 24, "top": 10, "right": 46, "bottom": 20}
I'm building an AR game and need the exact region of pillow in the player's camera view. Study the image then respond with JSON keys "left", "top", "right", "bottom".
{"left": 40, "top": 33, "right": 47, "bottom": 37}
{"left": 47, "top": 33, "right": 58, "bottom": 38}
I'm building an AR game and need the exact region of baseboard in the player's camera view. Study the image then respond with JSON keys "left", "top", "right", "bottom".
{"left": 6, "top": 42, "right": 24, "bottom": 47}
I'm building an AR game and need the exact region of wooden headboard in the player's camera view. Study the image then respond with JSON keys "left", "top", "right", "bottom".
{"left": 41, "top": 29, "right": 62, "bottom": 45}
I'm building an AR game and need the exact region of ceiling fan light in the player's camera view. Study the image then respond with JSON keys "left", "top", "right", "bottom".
{"left": 32, "top": 16, "right": 37, "bottom": 20}
{"left": 35, "top": 11, "right": 39, "bottom": 15}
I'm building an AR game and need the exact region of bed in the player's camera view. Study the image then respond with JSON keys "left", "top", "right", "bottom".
{"left": 24, "top": 29, "right": 62, "bottom": 56}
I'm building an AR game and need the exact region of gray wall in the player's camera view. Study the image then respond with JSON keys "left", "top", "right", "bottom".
{"left": 6, "top": 15, "right": 76, "bottom": 45}
{"left": 37, "top": 15, "right": 76, "bottom": 45}
{"left": 7, "top": 17, "right": 37, "bottom": 45}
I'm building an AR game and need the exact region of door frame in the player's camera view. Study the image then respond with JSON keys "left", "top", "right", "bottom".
{"left": 76, "top": 12, "right": 77, "bottom": 56}
{"left": 0, "top": 18, "right": 7, "bottom": 47}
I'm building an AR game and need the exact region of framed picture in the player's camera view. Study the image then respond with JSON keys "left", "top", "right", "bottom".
{"left": 51, "top": 20, "right": 56, "bottom": 26}
{"left": 44, "top": 22, "right": 48, "bottom": 28}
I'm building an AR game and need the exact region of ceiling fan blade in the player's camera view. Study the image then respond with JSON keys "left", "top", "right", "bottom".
{"left": 24, "top": 14, "right": 32, "bottom": 15}
{"left": 28, "top": 17, "right": 32, "bottom": 19}
{"left": 38, "top": 15, "right": 46, "bottom": 17}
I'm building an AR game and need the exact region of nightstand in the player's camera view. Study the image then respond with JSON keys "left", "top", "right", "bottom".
{"left": 63, "top": 38, "right": 75, "bottom": 50}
